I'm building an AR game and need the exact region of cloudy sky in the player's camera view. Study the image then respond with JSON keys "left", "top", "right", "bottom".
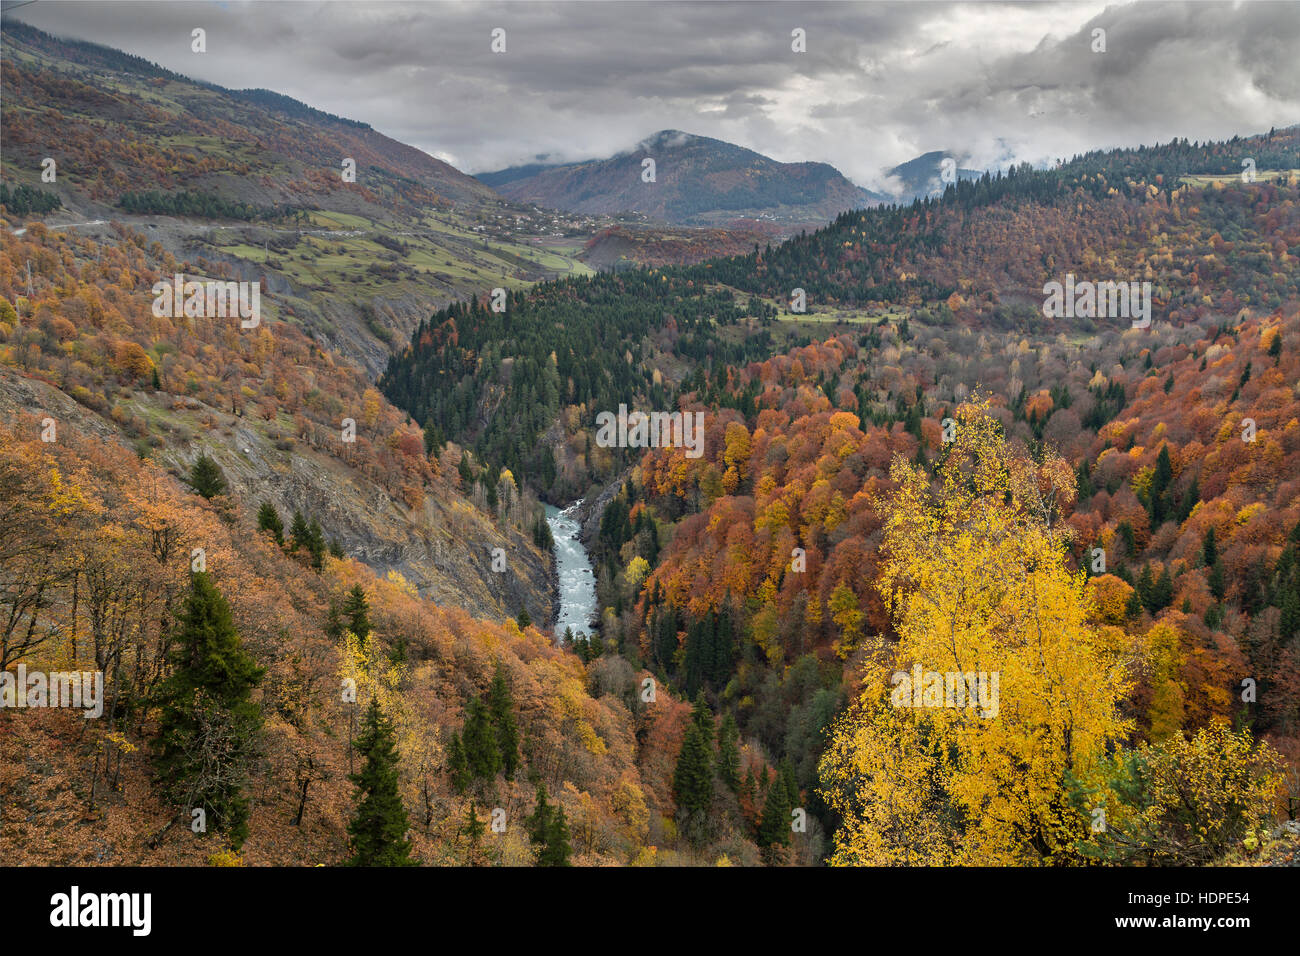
{"left": 7, "top": 1, "right": 1299, "bottom": 192}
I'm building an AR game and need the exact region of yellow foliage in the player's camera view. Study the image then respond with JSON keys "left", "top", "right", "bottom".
{"left": 820, "top": 399, "right": 1130, "bottom": 865}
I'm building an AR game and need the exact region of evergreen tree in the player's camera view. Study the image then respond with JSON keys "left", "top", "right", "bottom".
{"left": 341, "top": 584, "right": 371, "bottom": 643}
{"left": 541, "top": 805, "right": 572, "bottom": 866}
{"left": 306, "top": 518, "right": 326, "bottom": 570}
{"left": 1124, "top": 588, "right": 1144, "bottom": 620}
{"left": 716, "top": 714, "right": 741, "bottom": 792}
{"left": 1208, "top": 560, "right": 1227, "bottom": 602}
{"left": 672, "top": 723, "right": 713, "bottom": 844}
{"left": 1148, "top": 566, "right": 1174, "bottom": 613}
{"left": 289, "top": 510, "right": 311, "bottom": 552}
{"left": 188, "top": 453, "right": 227, "bottom": 499}
{"left": 487, "top": 663, "right": 520, "bottom": 778}
{"left": 759, "top": 772, "right": 794, "bottom": 849}
{"left": 690, "top": 692, "right": 714, "bottom": 748}
{"left": 446, "top": 732, "right": 470, "bottom": 795}
{"left": 325, "top": 601, "right": 344, "bottom": 640}
{"left": 155, "top": 573, "right": 264, "bottom": 849}
{"left": 516, "top": 606, "right": 532, "bottom": 629}
{"left": 462, "top": 802, "right": 486, "bottom": 847}
{"left": 256, "top": 501, "right": 284, "bottom": 545}
{"left": 346, "top": 697, "right": 418, "bottom": 866}
{"left": 525, "top": 784, "right": 553, "bottom": 846}
{"left": 1202, "top": 526, "right": 1219, "bottom": 567}
{"left": 462, "top": 696, "right": 501, "bottom": 781}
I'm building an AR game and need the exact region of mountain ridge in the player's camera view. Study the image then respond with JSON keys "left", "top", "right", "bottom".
{"left": 479, "top": 129, "right": 888, "bottom": 229}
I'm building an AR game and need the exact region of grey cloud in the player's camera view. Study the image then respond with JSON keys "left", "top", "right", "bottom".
{"left": 7, "top": 1, "right": 1297, "bottom": 188}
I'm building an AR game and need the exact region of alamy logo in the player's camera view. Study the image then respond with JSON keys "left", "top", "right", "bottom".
{"left": 152, "top": 274, "right": 260, "bottom": 328}
{"left": 1, "top": 665, "right": 103, "bottom": 718}
{"left": 890, "top": 665, "right": 999, "bottom": 718}
{"left": 1042, "top": 274, "right": 1151, "bottom": 328}
{"left": 595, "top": 404, "right": 704, "bottom": 459}
{"left": 50, "top": 886, "right": 151, "bottom": 936}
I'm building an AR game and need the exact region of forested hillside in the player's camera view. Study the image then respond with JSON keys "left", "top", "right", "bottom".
{"left": 380, "top": 127, "right": 1300, "bottom": 863}
{"left": 3, "top": 14, "right": 1298, "bottom": 869}
{"left": 0, "top": 21, "right": 600, "bottom": 376}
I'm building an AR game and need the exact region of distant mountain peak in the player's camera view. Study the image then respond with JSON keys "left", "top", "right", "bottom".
{"left": 479, "top": 131, "right": 885, "bottom": 228}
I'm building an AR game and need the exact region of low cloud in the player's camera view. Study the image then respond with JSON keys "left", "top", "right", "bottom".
{"left": 9, "top": 1, "right": 1298, "bottom": 191}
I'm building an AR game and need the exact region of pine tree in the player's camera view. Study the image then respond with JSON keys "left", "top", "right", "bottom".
{"left": 1149, "top": 566, "right": 1174, "bottom": 613}
{"left": 341, "top": 585, "right": 371, "bottom": 643}
{"left": 516, "top": 606, "right": 532, "bottom": 628}
{"left": 1208, "top": 560, "right": 1227, "bottom": 602}
{"left": 447, "top": 732, "right": 470, "bottom": 795}
{"left": 672, "top": 722, "right": 713, "bottom": 844}
{"left": 526, "top": 784, "right": 553, "bottom": 846}
{"left": 759, "top": 772, "right": 794, "bottom": 849}
{"left": 541, "top": 804, "right": 573, "bottom": 866}
{"left": 256, "top": 501, "right": 284, "bottom": 545}
{"left": 346, "top": 697, "right": 417, "bottom": 866}
{"left": 1202, "top": 526, "right": 1218, "bottom": 567}
{"left": 462, "top": 803, "right": 486, "bottom": 847}
{"left": 487, "top": 663, "right": 520, "bottom": 778}
{"left": 690, "top": 692, "right": 714, "bottom": 748}
{"left": 1125, "top": 588, "right": 1144, "bottom": 620}
{"left": 188, "top": 453, "right": 227, "bottom": 499}
{"left": 289, "top": 510, "right": 311, "bottom": 552}
{"left": 717, "top": 714, "right": 741, "bottom": 792}
{"left": 325, "top": 601, "right": 344, "bottom": 640}
{"left": 306, "top": 518, "right": 326, "bottom": 570}
{"left": 154, "top": 573, "right": 264, "bottom": 849}
{"left": 1137, "top": 565, "right": 1155, "bottom": 612}
{"left": 462, "top": 696, "right": 501, "bottom": 781}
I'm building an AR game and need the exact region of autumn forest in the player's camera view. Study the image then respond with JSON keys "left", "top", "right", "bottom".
{"left": 1, "top": 6, "right": 1299, "bottom": 897}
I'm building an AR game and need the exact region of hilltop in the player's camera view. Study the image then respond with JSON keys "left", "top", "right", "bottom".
{"left": 480, "top": 130, "right": 887, "bottom": 230}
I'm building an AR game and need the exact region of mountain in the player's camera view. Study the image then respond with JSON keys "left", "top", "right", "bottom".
{"left": 479, "top": 130, "right": 887, "bottom": 228}
{"left": 389, "top": 126, "right": 1300, "bottom": 866}
{"left": 0, "top": 21, "right": 599, "bottom": 376}
{"left": 885, "top": 150, "right": 984, "bottom": 200}
{"left": 4, "top": 16, "right": 1299, "bottom": 871}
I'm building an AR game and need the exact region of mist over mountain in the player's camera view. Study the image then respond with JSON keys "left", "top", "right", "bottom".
{"left": 480, "top": 130, "right": 888, "bottom": 229}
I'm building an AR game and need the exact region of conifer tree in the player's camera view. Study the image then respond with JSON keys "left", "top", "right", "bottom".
{"left": 346, "top": 697, "right": 417, "bottom": 866}
{"left": 672, "top": 722, "right": 713, "bottom": 844}
{"left": 155, "top": 572, "right": 264, "bottom": 849}
{"left": 447, "top": 732, "right": 470, "bottom": 795}
{"left": 462, "top": 803, "right": 486, "bottom": 847}
{"left": 717, "top": 713, "right": 741, "bottom": 792}
{"left": 690, "top": 692, "right": 714, "bottom": 748}
{"left": 1208, "top": 560, "right": 1227, "bottom": 602}
{"left": 462, "top": 696, "right": 501, "bottom": 781}
{"left": 307, "top": 517, "right": 326, "bottom": 570}
{"left": 341, "top": 584, "right": 371, "bottom": 643}
{"left": 525, "top": 784, "right": 553, "bottom": 846}
{"left": 256, "top": 501, "right": 284, "bottom": 545}
{"left": 188, "top": 453, "right": 227, "bottom": 499}
{"left": 1201, "top": 526, "right": 1218, "bottom": 567}
{"left": 541, "top": 804, "right": 573, "bottom": 866}
{"left": 289, "top": 510, "right": 311, "bottom": 552}
{"left": 487, "top": 663, "right": 520, "bottom": 778}
{"left": 759, "top": 772, "right": 794, "bottom": 849}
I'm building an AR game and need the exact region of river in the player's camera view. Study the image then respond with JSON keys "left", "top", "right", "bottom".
{"left": 545, "top": 501, "right": 598, "bottom": 641}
